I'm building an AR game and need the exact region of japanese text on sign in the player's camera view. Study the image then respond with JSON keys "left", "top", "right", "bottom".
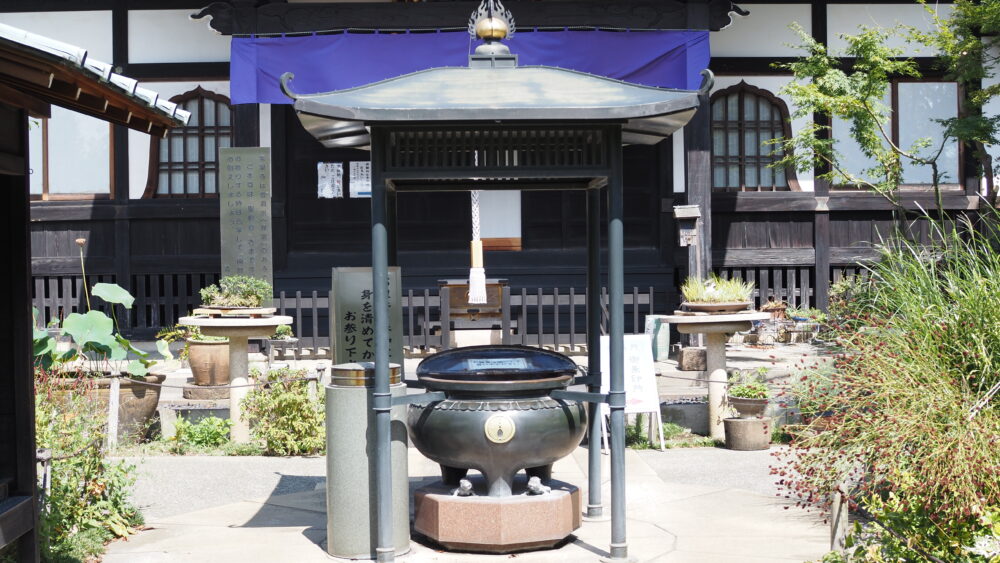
{"left": 331, "top": 267, "right": 403, "bottom": 366}
{"left": 220, "top": 147, "right": 273, "bottom": 287}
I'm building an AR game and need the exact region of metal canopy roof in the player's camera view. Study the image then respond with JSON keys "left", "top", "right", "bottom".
{"left": 283, "top": 54, "right": 709, "bottom": 148}
{"left": 0, "top": 23, "right": 190, "bottom": 137}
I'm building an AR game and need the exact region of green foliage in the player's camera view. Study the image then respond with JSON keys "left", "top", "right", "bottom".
{"left": 241, "top": 367, "right": 325, "bottom": 456}
{"left": 35, "top": 371, "right": 142, "bottom": 562}
{"left": 728, "top": 367, "right": 770, "bottom": 399}
{"left": 222, "top": 441, "right": 265, "bottom": 456}
{"left": 775, "top": 214, "right": 1000, "bottom": 562}
{"left": 199, "top": 276, "right": 273, "bottom": 308}
{"left": 272, "top": 324, "right": 294, "bottom": 340}
{"left": 681, "top": 274, "right": 754, "bottom": 303}
{"left": 173, "top": 416, "right": 232, "bottom": 448}
{"left": 774, "top": 24, "right": 950, "bottom": 208}
{"left": 33, "top": 284, "right": 169, "bottom": 377}
{"left": 786, "top": 306, "right": 827, "bottom": 323}
{"left": 624, "top": 415, "right": 716, "bottom": 450}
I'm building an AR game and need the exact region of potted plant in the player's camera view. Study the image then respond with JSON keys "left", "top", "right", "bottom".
{"left": 760, "top": 299, "right": 788, "bottom": 320}
{"left": 199, "top": 275, "right": 273, "bottom": 309}
{"left": 727, "top": 367, "right": 770, "bottom": 418}
{"left": 680, "top": 274, "right": 754, "bottom": 313}
{"left": 157, "top": 324, "right": 229, "bottom": 386}
{"left": 33, "top": 283, "right": 172, "bottom": 440}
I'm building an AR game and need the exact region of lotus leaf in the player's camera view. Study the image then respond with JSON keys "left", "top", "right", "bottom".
{"left": 92, "top": 283, "right": 135, "bottom": 308}
{"left": 62, "top": 311, "right": 114, "bottom": 346}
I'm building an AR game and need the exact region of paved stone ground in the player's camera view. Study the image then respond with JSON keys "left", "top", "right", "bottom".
{"left": 108, "top": 341, "right": 830, "bottom": 562}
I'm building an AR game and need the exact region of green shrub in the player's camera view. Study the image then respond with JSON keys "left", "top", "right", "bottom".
{"left": 728, "top": 367, "right": 769, "bottom": 399}
{"left": 241, "top": 367, "right": 324, "bottom": 456}
{"left": 173, "top": 416, "right": 232, "bottom": 448}
{"left": 775, "top": 214, "right": 1000, "bottom": 562}
{"left": 35, "top": 371, "right": 142, "bottom": 562}
{"left": 199, "top": 276, "right": 272, "bottom": 308}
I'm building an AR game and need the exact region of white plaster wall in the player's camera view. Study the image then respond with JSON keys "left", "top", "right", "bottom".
{"left": 827, "top": 4, "right": 952, "bottom": 56}
{"left": 129, "top": 10, "right": 230, "bottom": 63}
{"left": 711, "top": 4, "right": 811, "bottom": 58}
{"left": 128, "top": 81, "right": 230, "bottom": 198}
{"left": 0, "top": 11, "right": 113, "bottom": 62}
{"left": 673, "top": 127, "right": 686, "bottom": 194}
{"left": 710, "top": 75, "right": 814, "bottom": 191}
{"left": 479, "top": 190, "right": 521, "bottom": 239}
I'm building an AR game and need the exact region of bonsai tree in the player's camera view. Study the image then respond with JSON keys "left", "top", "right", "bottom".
{"left": 271, "top": 324, "right": 295, "bottom": 341}
{"left": 199, "top": 275, "right": 272, "bottom": 308}
{"left": 681, "top": 274, "right": 754, "bottom": 304}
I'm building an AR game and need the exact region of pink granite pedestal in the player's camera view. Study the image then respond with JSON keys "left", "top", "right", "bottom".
{"left": 414, "top": 478, "right": 580, "bottom": 554}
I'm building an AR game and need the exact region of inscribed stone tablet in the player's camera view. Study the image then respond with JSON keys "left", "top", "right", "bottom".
{"left": 220, "top": 147, "right": 272, "bottom": 287}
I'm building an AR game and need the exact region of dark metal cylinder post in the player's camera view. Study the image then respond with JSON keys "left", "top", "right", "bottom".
{"left": 370, "top": 133, "right": 395, "bottom": 563}
{"left": 586, "top": 187, "right": 604, "bottom": 519}
{"left": 607, "top": 131, "right": 628, "bottom": 561}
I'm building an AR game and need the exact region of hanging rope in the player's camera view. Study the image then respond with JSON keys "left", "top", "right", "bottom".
{"left": 469, "top": 189, "right": 487, "bottom": 304}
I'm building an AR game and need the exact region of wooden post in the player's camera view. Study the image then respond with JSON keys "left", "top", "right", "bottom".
{"left": 107, "top": 377, "right": 120, "bottom": 449}
{"left": 814, "top": 179, "right": 831, "bottom": 310}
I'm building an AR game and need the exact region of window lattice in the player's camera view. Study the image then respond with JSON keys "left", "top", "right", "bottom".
{"left": 710, "top": 83, "right": 797, "bottom": 192}
{"left": 146, "top": 87, "right": 233, "bottom": 198}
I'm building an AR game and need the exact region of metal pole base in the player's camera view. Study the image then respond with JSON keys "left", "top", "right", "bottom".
{"left": 582, "top": 504, "right": 609, "bottom": 522}
{"left": 375, "top": 547, "right": 395, "bottom": 563}
{"left": 599, "top": 543, "right": 636, "bottom": 563}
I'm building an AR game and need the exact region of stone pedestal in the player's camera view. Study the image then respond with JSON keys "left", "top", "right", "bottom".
{"left": 723, "top": 417, "right": 771, "bottom": 451}
{"left": 676, "top": 347, "right": 706, "bottom": 371}
{"left": 414, "top": 478, "right": 580, "bottom": 554}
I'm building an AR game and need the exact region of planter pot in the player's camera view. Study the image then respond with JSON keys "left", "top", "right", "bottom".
{"left": 728, "top": 396, "right": 768, "bottom": 418}
{"left": 53, "top": 373, "right": 166, "bottom": 441}
{"left": 724, "top": 417, "right": 771, "bottom": 450}
{"left": 682, "top": 301, "right": 752, "bottom": 314}
{"left": 188, "top": 338, "right": 229, "bottom": 386}
{"left": 763, "top": 307, "right": 787, "bottom": 320}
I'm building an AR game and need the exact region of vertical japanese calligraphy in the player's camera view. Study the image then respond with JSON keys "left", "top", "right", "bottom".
{"left": 331, "top": 267, "right": 403, "bottom": 366}
{"left": 220, "top": 147, "right": 273, "bottom": 287}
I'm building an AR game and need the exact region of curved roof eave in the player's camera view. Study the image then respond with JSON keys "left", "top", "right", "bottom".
{"left": 286, "top": 66, "right": 712, "bottom": 148}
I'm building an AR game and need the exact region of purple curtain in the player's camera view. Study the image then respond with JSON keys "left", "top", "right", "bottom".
{"left": 230, "top": 30, "right": 709, "bottom": 105}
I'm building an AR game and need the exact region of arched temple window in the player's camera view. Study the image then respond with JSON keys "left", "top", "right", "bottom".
{"left": 144, "top": 87, "right": 232, "bottom": 198}
{"left": 710, "top": 82, "right": 799, "bottom": 192}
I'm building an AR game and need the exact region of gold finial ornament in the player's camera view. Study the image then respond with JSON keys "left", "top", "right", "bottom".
{"left": 475, "top": 16, "right": 509, "bottom": 41}
{"left": 468, "top": 0, "right": 515, "bottom": 40}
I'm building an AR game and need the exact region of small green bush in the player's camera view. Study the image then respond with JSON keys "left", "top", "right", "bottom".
{"left": 173, "top": 416, "right": 232, "bottom": 448}
{"left": 241, "top": 367, "right": 325, "bottom": 456}
{"left": 199, "top": 276, "right": 272, "bottom": 308}
{"left": 727, "top": 368, "right": 769, "bottom": 399}
{"left": 35, "top": 371, "right": 143, "bottom": 562}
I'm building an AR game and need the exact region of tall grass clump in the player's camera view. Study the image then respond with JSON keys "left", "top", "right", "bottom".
{"left": 775, "top": 212, "right": 1000, "bottom": 562}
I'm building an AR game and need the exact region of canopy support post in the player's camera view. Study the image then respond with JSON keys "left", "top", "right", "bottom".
{"left": 371, "top": 131, "right": 395, "bottom": 563}
{"left": 585, "top": 186, "right": 604, "bottom": 520}
{"left": 606, "top": 128, "right": 630, "bottom": 562}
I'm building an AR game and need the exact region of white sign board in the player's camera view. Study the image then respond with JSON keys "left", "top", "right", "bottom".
{"left": 599, "top": 334, "right": 660, "bottom": 414}
{"left": 349, "top": 161, "right": 372, "bottom": 198}
{"left": 317, "top": 162, "right": 343, "bottom": 199}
